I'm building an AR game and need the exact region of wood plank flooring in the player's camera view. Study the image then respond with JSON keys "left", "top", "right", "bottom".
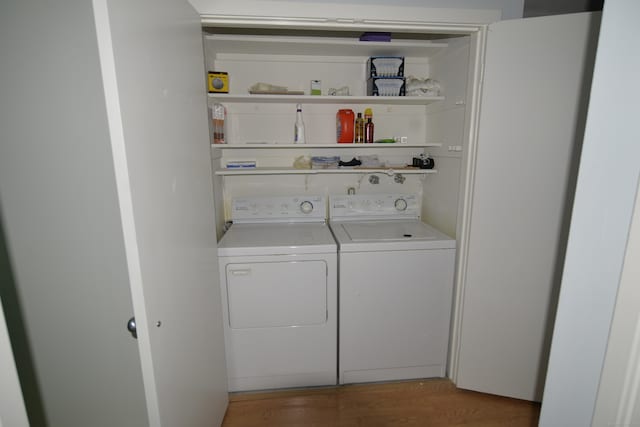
{"left": 222, "top": 379, "right": 540, "bottom": 426}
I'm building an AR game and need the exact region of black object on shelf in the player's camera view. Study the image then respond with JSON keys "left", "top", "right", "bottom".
{"left": 412, "top": 156, "right": 434, "bottom": 169}
{"left": 339, "top": 158, "right": 363, "bottom": 167}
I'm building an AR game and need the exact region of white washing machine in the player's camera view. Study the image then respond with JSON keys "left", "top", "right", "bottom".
{"left": 217, "top": 195, "right": 337, "bottom": 392}
{"left": 329, "top": 194, "right": 456, "bottom": 385}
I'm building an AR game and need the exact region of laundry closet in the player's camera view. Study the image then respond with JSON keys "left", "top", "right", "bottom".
{"left": 205, "top": 23, "right": 472, "bottom": 394}
{"left": 201, "top": 10, "right": 598, "bottom": 402}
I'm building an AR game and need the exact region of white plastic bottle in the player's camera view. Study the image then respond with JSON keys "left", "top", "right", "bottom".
{"left": 294, "top": 104, "right": 306, "bottom": 144}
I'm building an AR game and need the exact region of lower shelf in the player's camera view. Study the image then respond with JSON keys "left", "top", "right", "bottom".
{"left": 215, "top": 167, "right": 437, "bottom": 176}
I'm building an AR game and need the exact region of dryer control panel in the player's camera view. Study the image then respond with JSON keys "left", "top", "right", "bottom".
{"left": 330, "top": 194, "right": 421, "bottom": 221}
{"left": 231, "top": 195, "right": 326, "bottom": 223}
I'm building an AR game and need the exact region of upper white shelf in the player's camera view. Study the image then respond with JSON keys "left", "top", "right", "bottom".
{"left": 211, "top": 143, "right": 442, "bottom": 149}
{"left": 207, "top": 94, "right": 443, "bottom": 105}
{"left": 204, "top": 34, "right": 448, "bottom": 57}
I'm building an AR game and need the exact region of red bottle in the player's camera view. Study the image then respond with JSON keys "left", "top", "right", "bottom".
{"left": 336, "top": 109, "right": 355, "bottom": 143}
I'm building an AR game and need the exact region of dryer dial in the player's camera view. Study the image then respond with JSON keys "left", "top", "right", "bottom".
{"left": 300, "top": 200, "right": 314, "bottom": 214}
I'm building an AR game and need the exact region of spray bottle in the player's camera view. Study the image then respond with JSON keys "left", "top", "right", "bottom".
{"left": 294, "top": 104, "right": 306, "bottom": 144}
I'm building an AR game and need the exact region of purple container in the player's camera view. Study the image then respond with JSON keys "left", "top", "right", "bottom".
{"left": 359, "top": 32, "right": 392, "bottom": 42}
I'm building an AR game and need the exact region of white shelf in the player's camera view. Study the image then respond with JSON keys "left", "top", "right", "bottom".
{"left": 207, "top": 94, "right": 443, "bottom": 105}
{"left": 212, "top": 143, "right": 442, "bottom": 149}
{"left": 215, "top": 167, "right": 437, "bottom": 176}
{"left": 204, "top": 34, "right": 448, "bottom": 57}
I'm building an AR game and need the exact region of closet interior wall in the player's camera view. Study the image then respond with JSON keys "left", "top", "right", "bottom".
{"left": 202, "top": 28, "right": 474, "bottom": 240}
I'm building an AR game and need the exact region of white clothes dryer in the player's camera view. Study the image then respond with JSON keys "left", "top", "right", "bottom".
{"left": 329, "top": 194, "right": 456, "bottom": 385}
{"left": 217, "top": 195, "right": 337, "bottom": 392}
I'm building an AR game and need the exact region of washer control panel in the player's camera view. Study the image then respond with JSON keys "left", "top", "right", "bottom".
{"left": 330, "top": 194, "right": 420, "bottom": 220}
{"left": 231, "top": 195, "right": 326, "bottom": 222}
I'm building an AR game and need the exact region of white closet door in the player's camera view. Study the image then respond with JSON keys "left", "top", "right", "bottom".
{"left": 93, "top": 0, "right": 228, "bottom": 425}
{"left": 0, "top": 302, "right": 28, "bottom": 427}
{"left": 453, "top": 12, "right": 599, "bottom": 401}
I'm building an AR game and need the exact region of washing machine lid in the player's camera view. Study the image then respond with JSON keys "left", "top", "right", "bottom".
{"left": 218, "top": 222, "right": 337, "bottom": 257}
{"left": 331, "top": 220, "right": 455, "bottom": 252}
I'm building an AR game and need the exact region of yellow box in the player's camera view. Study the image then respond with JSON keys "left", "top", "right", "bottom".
{"left": 208, "top": 71, "right": 229, "bottom": 93}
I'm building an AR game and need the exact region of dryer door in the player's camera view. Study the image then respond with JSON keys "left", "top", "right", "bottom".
{"left": 226, "top": 260, "right": 328, "bottom": 328}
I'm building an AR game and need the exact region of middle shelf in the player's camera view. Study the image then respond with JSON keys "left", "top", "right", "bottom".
{"left": 212, "top": 142, "right": 441, "bottom": 175}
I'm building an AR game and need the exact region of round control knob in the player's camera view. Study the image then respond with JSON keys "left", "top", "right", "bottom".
{"left": 300, "top": 200, "right": 314, "bottom": 214}
{"left": 394, "top": 198, "right": 408, "bottom": 211}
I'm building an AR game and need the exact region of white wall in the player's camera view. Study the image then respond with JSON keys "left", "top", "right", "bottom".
{"left": 270, "top": 0, "right": 525, "bottom": 19}
{"left": 190, "top": 0, "right": 522, "bottom": 24}
{"left": 290, "top": 0, "right": 525, "bottom": 20}
{"left": 539, "top": 0, "right": 640, "bottom": 425}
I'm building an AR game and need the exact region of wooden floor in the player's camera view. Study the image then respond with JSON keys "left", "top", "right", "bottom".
{"left": 221, "top": 379, "right": 540, "bottom": 426}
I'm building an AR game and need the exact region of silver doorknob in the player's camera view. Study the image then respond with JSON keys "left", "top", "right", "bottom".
{"left": 127, "top": 317, "right": 137, "bottom": 339}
